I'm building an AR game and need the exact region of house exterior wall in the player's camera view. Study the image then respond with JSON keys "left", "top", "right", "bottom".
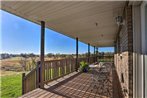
{"left": 114, "top": 5, "right": 133, "bottom": 98}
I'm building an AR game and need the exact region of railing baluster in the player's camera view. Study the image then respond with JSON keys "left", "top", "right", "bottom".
{"left": 48, "top": 62, "right": 50, "bottom": 80}
{"left": 46, "top": 63, "right": 48, "bottom": 81}
{"left": 62, "top": 60, "right": 65, "bottom": 76}
{"left": 55, "top": 61, "right": 57, "bottom": 78}
{"left": 56, "top": 61, "right": 59, "bottom": 77}
{"left": 52, "top": 62, "right": 54, "bottom": 79}
{"left": 60, "top": 60, "right": 62, "bottom": 76}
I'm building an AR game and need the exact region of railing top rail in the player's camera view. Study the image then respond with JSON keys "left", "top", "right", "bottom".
{"left": 43, "top": 56, "right": 99, "bottom": 63}
{"left": 98, "top": 55, "right": 114, "bottom": 57}
{"left": 44, "top": 58, "right": 76, "bottom": 63}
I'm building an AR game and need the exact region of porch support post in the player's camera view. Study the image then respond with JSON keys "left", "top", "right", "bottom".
{"left": 40, "top": 21, "right": 45, "bottom": 88}
{"left": 88, "top": 43, "right": 90, "bottom": 63}
{"left": 94, "top": 46, "right": 95, "bottom": 62}
{"left": 96, "top": 47, "right": 98, "bottom": 62}
{"left": 76, "top": 37, "right": 78, "bottom": 71}
{"left": 114, "top": 41, "right": 117, "bottom": 54}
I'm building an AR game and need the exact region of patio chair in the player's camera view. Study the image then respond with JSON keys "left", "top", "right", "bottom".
{"left": 91, "top": 63, "right": 112, "bottom": 95}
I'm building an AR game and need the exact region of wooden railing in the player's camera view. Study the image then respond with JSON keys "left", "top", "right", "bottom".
{"left": 22, "top": 56, "right": 100, "bottom": 94}
{"left": 44, "top": 58, "right": 76, "bottom": 83}
{"left": 22, "top": 66, "right": 40, "bottom": 94}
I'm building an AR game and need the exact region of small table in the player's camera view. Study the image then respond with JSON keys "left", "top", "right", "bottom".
{"left": 89, "top": 64, "right": 99, "bottom": 68}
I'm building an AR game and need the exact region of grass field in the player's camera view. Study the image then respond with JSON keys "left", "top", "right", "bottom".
{"left": 0, "top": 74, "right": 22, "bottom": 98}
{"left": 1, "top": 57, "right": 63, "bottom": 71}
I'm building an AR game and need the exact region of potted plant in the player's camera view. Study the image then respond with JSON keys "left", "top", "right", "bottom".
{"left": 79, "top": 61, "right": 89, "bottom": 72}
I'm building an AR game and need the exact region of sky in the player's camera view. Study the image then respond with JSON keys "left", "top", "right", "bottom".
{"left": 0, "top": 10, "right": 114, "bottom": 54}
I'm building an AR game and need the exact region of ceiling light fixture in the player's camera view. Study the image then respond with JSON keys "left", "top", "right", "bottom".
{"left": 115, "top": 16, "right": 124, "bottom": 26}
{"left": 95, "top": 22, "right": 98, "bottom": 26}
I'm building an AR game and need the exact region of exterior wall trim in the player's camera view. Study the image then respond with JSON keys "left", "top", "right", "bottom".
{"left": 141, "top": 1, "right": 147, "bottom": 98}
{"left": 133, "top": 1, "right": 147, "bottom": 98}
{"left": 132, "top": 4, "right": 142, "bottom": 98}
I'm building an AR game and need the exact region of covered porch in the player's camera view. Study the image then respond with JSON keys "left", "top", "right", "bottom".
{"left": 1, "top": 0, "right": 137, "bottom": 98}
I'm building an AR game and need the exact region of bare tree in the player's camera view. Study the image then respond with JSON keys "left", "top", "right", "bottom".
{"left": 19, "top": 57, "right": 27, "bottom": 71}
{"left": 30, "top": 56, "right": 37, "bottom": 70}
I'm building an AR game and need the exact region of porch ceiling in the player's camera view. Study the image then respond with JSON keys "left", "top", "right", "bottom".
{"left": 1, "top": 1, "right": 125, "bottom": 47}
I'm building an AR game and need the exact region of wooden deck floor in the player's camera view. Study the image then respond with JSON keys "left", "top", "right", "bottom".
{"left": 20, "top": 66, "right": 123, "bottom": 98}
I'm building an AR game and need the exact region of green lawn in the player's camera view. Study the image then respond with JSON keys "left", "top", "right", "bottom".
{"left": 0, "top": 74, "right": 22, "bottom": 98}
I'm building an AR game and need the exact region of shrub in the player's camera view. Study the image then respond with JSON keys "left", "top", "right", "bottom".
{"left": 79, "top": 61, "right": 89, "bottom": 72}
